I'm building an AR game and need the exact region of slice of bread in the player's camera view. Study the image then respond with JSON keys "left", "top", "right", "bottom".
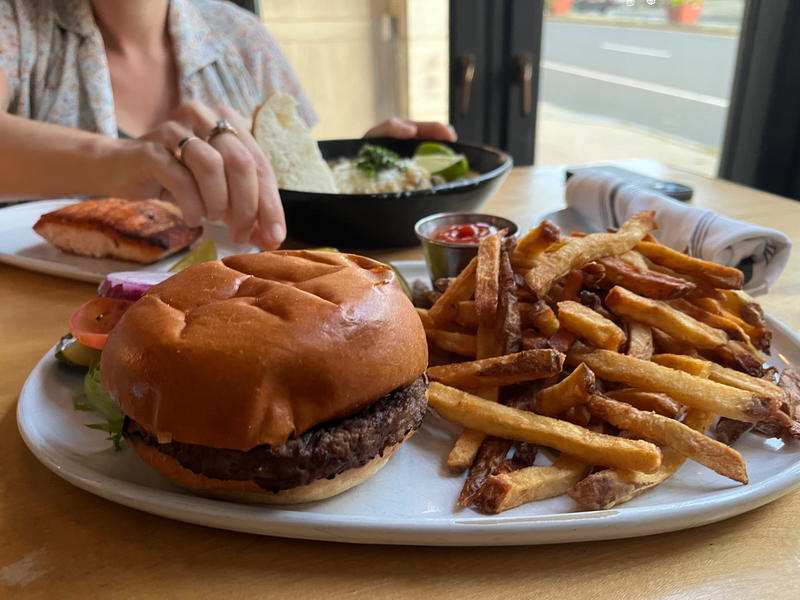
{"left": 252, "top": 93, "right": 338, "bottom": 193}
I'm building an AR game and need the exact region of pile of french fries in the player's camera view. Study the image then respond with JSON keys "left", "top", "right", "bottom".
{"left": 416, "top": 211, "right": 800, "bottom": 514}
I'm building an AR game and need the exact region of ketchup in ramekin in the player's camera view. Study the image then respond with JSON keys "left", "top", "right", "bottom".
{"left": 414, "top": 213, "right": 519, "bottom": 281}
{"left": 428, "top": 222, "right": 498, "bottom": 245}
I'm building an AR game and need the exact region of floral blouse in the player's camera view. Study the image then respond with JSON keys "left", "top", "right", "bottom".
{"left": 0, "top": 0, "right": 316, "bottom": 137}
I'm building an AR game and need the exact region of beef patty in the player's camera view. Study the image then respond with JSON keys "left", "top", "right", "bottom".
{"left": 124, "top": 376, "right": 428, "bottom": 492}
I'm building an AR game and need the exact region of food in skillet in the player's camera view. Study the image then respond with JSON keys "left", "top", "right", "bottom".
{"left": 326, "top": 142, "right": 470, "bottom": 194}
{"left": 65, "top": 250, "right": 428, "bottom": 504}
{"left": 33, "top": 198, "right": 202, "bottom": 264}
{"left": 252, "top": 92, "right": 469, "bottom": 194}
{"left": 416, "top": 212, "right": 799, "bottom": 513}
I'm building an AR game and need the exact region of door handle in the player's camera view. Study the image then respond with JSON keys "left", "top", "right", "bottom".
{"left": 516, "top": 53, "right": 534, "bottom": 116}
{"left": 458, "top": 54, "right": 476, "bottom": 116}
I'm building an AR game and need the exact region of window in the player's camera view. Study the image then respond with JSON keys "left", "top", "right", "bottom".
{"left": 536, "top": 1, "right": 745, "bottom": 176}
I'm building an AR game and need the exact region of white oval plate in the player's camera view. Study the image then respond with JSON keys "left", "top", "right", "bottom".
{"left": 0, "top": 199, "right": 254, "bottom": 283}
{"left": 15, "top": 261, "right": 800, "bottom": 546}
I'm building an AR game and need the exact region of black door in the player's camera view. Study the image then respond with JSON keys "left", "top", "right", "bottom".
{"left": 450, "top": 0, "right": 543, "bottom": 166}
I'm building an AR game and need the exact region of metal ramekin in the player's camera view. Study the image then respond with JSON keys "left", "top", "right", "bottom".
{"left": 414, "top": 212, "right": 519, "bottom": 282}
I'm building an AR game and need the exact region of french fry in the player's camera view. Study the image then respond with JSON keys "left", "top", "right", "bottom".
{"left": 649, "top": 353, "right": 711, "bottom": 377}
{"left": 523, "top": 302, "right": 560, "bottom": 337}
{"left": 475, "top": 454, "right": 587, "bottom": 514}
{"left": 457, "top": 376, "right": 550, "bottom": 505}
{"left": 717, "top": 289, "right": 768, "bottom": 328}
{"left": 547, "top": 328, "right": 579, "bottom": 354}
{"left": 560, "top": 403, "right": 591, "bottom": 426}
{"left": 536, "top": 362, "right": 596, "bottom": 416}
{"left": 447, "top": 308, "right": 504, "bottom": 473}
{"left": 619, "top": 250, "right": 649, "bottom": 269}
{"left": 568, "top": 408, "right": 715, "bottom": 510}
{"left": 448, "top": 254, "right": 519, "bottom": 473}
{"left": 425, "top": 329, "right": 476, "bottom": 357}
{"left": 577, "top": 290, "right": 615, "bottom": 321}
{"left": 580, "top": 262, "right": 607, "bottom": 289}
{"left": 457, "top": 300, "right": 544, "bottom": 331}
{"left": 457, "top": 436, "right": 512, "bottom": 507}
{"left": 645, "top": 263, "right": 726, "bottom": 301}
{"left": 475, "top": 231, "right": 504, "bottom": 324}
{"left": 557, "top": 300, "right": 626, "bottom": 351}
{"left": 651, "top": 353, "right": 784, "bottom": 401}
{"left": 709, "top": 342, "right": 783, "bottom": 390}
{"left": 427, "top": 349, "right": 565, "bottom": 388}
{"left": 429, "top": 382, "right": 662, "bottom": 473}
{"left": 497, "top": 251, "right": 522, "bottom": 355}
{"left": 450, "top": 272, "right": 521, "bottom": 472}
{"left": 713, "top": 305, "right": 772, "bottom": 353}
{"left": 566, "top": 346, "right": 785, "bottom": 423}
{"left": 415, "top": 307, "right": 434, "bottom": 328}
{"left": 428, "top": 257, "right": 477, "bottom": 328}
{"left": 635, "top": 241, "right": 744, "bottom": 290}
{"left": 522, "top": 329, "right": 550, "bottom": 350}
{"left": 503, "top": 441, "right": 539, "bottom": 471}
{"left": 587, "top": 395, "right": 748, "bottom": 483}
{"left": 706, "top": 341, "right": 765, "bottom": 377}
{"left": 524, "top": 211, "right": 657, "bottom": 299}
{"left": 757, "top": 368, "right": 800, "bottom": 440}
{"left": 598, "top": 256, "right": 695, "bottom": 300}
{"left": 512, "top": 220, "right": 561, "bottom": 269}
{"left": 667, "top": 298, "right": 748, "bottom": 342}
{"left": 651, "top": 327, "right": 696, "bottom": 356}
{"left": 626, "top": 321, "right": 653, "bottom": 360}
{"left": 606, "top": 388, "right": 682, "bottom": 419}
{"left": 715, "top": 418, "right": 753, "bottom": 445}
{"left": 453, "top": 301, "right": 479, "bottom": 330}
{"left": 434, "top": 277, "right": 456, "bottom": 293}
{"left": 555, "top": 269, "right": 585, "bottom": 302}
{"left": 447, "top": 428, "right": 489, "bottom": 473}
{"left": 605, "top": 286, "right": 728, "bottom": 349}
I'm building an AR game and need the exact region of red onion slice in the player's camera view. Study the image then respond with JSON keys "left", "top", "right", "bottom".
{"left": 98, "top": 271, "right": 173, "bottom": 301}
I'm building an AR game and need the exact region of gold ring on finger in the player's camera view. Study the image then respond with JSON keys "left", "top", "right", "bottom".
{"left": 205, "top": 120, "right": 239, "bottom": 143}
{"left": 174, "top": 135, "right": 202, "bottom": 164}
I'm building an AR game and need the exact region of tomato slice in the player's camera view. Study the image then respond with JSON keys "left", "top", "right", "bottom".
{"left": 68, "top": 297, "right": 132, "bottom": 350}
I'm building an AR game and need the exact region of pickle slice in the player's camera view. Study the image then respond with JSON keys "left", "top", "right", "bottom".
{"left": 169, "top": 238, "right": 218, "bottom": 272}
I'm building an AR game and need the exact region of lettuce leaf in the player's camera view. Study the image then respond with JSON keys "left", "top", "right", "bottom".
{"left": 73, "top": 364, "right": 125, "bottom": 450}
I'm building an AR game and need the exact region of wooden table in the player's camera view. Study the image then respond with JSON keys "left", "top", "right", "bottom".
{"left": 2, "top": 161, "right": 799, "bottom": 599}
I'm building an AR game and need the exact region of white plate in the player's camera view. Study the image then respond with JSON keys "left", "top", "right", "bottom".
{"left": 16, "top": 261, "right": 800, "bottom": 546}
{"left": 0, "top": 199, "right": 255, "bottom": 283}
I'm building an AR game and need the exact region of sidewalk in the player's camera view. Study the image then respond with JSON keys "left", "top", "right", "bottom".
{"left": 549, "top": 0, "right": 744, "bottom": 35}
{"left": 536, "top": 102, "right": 718, "bottom": 176}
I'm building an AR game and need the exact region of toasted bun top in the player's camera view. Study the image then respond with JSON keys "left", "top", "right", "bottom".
{"left": 100, "top": 251, "right": 427, "bottom": 451}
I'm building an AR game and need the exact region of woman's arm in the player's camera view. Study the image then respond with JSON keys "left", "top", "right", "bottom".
{"left": 0, "top": 72, "right": 285, "bottom": 249}
{"left": 0, "top": 110, "right": 131, "bottom": 200}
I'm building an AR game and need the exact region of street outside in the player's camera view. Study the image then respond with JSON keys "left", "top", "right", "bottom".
{"left": 536, "top": 0, "right": 744, "bottom": 176}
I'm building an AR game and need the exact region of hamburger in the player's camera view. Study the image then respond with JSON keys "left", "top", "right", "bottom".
{"left": 100, "top": 250, "right": 428, "bottom": 503}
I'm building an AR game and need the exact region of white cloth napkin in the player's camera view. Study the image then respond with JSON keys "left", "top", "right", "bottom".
{"left": 565, "top": 170, "right": 792, "bottom": 295}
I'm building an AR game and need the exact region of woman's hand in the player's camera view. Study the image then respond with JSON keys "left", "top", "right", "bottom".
{"left": 114, "top": 102, "right": 285, "bottom": 250}
{"left": 364, "top": 117, "right": 457, "bottom": 142}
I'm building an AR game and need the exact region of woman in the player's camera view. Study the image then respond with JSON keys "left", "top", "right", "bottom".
{"left": 0, "top": 0, "right": 456, "bottom": 248}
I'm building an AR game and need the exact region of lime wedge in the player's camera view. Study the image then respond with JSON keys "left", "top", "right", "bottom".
{"left": 169, "top": 238, "right": 218, "bottom": 272}
{"left": 414, "top": 141, "right": 456, "bottom": 156}
{"left": 413, "top": 153, "right": 469, "bottom": 182}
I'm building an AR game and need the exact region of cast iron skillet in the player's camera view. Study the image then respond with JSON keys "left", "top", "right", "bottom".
{"left": 279, "top": 137, "right": 512, "bottom": 248}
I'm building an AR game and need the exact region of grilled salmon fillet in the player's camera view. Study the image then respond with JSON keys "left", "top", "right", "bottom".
{"left": 33, "top": 199, "right": 203, "bottom": 264}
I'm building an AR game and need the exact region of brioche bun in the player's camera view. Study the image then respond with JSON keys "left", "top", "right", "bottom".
{"left": 101, "top": 250, "right": 428, "bottom": 503}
